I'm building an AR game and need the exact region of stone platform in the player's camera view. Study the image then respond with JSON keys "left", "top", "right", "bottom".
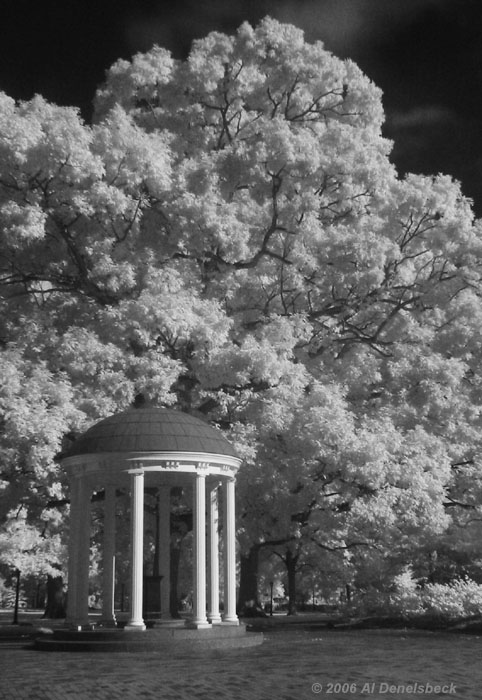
{"left": 34, "top": 622, "right": 263, "bottom": 652}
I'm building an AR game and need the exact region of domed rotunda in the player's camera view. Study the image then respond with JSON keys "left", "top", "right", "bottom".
{"left": 60, "top": 407, "right": 242, "bottom": 633}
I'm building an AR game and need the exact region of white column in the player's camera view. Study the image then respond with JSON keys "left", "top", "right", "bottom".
{"left": 77, "top": 478, "right": 91, "bottom": 627}
{"left": 222, "top": 477, "right": 239, "bottom": 625}
{"left": 126, "top": 469, "right": 146, "bottom": 630}
{"left": 101, "top": 483, "right": 116, "bottom": 626}
{"left": 208, "top": 484, "right": 222, "bottom": 624}
{"left": 157, "top": 486, "right": 171, "bottom": 619}
{"left": 189, "top": 472, "right": 211, "bottom": 628}
{"left": 66, "top": 474, "right": 80, "bottom": 626}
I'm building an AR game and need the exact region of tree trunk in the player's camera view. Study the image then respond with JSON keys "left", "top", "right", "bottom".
{"left": 35, "top": 580, "right": 45, "bottom": 609}
{"left": 44, "top": 575, "right": 66, "bottom": 619}
{"left": 237, "top": 545, "right": 260, "bottom": 611}
{"left": 286, "top": 549, "right": 299, "bottom": 616}
{"left": 12, "top": 569, "right": 21, "bottom": 624}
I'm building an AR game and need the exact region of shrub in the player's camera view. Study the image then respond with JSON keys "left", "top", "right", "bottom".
{"left": 351, "top": 570, "right": 482, "bottom": 624}
{"left": 389, "top": 568, "right": 424, "bottom": 618}
{"left": 421, "top": 578, "right": 482, "bottom": 620}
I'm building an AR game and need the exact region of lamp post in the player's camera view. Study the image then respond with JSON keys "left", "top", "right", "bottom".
{"left": 269, "top": 580, "right": 274, "bottom": 617}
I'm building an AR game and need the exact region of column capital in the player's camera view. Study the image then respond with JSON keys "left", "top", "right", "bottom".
{"left": 127, "top": 466, "right": 144, "bottom": 475}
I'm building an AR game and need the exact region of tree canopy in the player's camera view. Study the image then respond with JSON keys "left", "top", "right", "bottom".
{"left": 1, "top": 17, "right": 482, "bottom": 611}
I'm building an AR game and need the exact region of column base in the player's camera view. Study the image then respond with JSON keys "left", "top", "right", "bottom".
{"left": 208, "top": 613, "right": 222, "bottom": 625}
{"left": 222, "top": 617, "right": 240, "bottom": 626}
{"left": 185, "top": 619, "right": 212, "bottom": 629}
{"left": 125, "top": 621, "right": 146, "bottom": 631}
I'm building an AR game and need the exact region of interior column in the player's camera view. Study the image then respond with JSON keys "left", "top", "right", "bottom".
{"left": 207, "top": 483, "right": 221, "bottom": 624}
{"left": 101, "top": 483, "right": 117, "bottom": 626}
{"left": 189, "top": 472, "right": 210, "bottom": 628}
{"left": 157, "top": 485, "right": 171, "bottom": 619}
{"left": 126, "top": 468, "right": 146, "bottom": 630}
{"left": 222, "top": 477, "right": 239, "bottom": 625}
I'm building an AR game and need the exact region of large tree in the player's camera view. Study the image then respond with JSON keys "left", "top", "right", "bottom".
{"left": 1, "top": 17, "right": 482, "bottom": 612}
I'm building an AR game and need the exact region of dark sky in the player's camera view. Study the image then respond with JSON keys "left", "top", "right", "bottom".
{"left": 2, "top": 0, "right": 482, "bottom": 213}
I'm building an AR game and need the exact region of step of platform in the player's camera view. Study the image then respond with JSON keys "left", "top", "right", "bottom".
{"left": 33, "top": 624, "right": 264, "bottom": 652}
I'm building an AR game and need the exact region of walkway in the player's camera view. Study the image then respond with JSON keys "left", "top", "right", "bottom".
{"left": 0, "top": 624, "right": 480, "bottom": 699}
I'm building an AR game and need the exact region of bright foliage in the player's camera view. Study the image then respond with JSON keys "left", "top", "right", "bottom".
{"left": 1, "top": 18, "right": 482, "bottom": 606}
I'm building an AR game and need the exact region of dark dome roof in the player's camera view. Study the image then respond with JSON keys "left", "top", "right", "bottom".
{"left": 63, "top": 408, "right": 238, "bottom": 459}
